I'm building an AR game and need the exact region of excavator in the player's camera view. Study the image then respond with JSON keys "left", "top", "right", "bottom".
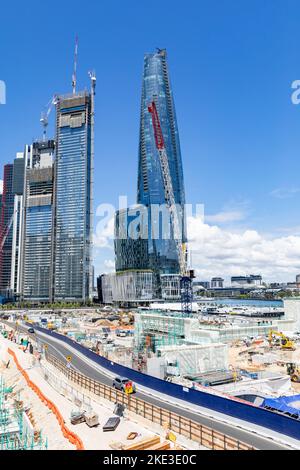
{"left": 268, "top": 330, "right": 296, "bottom": 351}
{"left": 286, "top": 363, "right": 300, "bottom": 382}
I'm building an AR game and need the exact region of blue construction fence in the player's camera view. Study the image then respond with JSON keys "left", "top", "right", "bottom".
{"left": 33, "top": 324, "right": 300, "bottom": 442}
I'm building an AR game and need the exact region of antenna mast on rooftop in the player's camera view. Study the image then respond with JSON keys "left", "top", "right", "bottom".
{"left": 72, "top": 35, "right": 78, "bottom": 94}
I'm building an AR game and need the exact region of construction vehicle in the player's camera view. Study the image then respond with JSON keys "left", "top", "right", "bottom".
{"left": 148, "top": 100, "right": 194, "bottom": 314}
{"left": 268, "top": 330, "right": 296, "bottom": 351}
{"left": 286, "top": 363, "right": 300, "bottom": 382}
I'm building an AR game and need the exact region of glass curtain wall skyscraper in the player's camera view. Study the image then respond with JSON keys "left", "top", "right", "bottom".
{"left": 21, "top": 141, "right": 55, "bottom": 302}
{"left": 52, "top": 91, "right": 93, "bottom": 302}
{"left": 11, "top": 152, "right": 25, "bottom": 296}
{"left": 114, "top": 206, "right": 149, "bottom": 272}
{"left": 0, "top": 164, "right": 14, "bottom": 294}
{"left": 137, "top": 49, "right": 186, "bottom": 275}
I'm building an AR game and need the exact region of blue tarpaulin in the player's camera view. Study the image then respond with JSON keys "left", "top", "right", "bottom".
{"left": 262, "top": 394, "right": 300, "bottom": 419}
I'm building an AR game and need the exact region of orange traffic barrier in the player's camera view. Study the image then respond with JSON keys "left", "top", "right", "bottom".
{"left": 8, "top": 348, "right": 84, "bottom": 450}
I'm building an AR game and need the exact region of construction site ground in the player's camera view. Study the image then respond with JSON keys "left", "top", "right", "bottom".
{"left": 228, "top": 340, "right": 300, "bottom": 393}
{"left": 0, "top": 336, "right": 198, "bottom": 450}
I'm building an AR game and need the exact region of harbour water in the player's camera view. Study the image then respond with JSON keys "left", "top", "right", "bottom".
{"left": 197, "top": 298, "right": 283, "bottom": 308}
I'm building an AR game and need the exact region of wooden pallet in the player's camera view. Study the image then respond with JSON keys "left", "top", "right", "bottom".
{"left": 123, "top": 436, "right": 160, "bottom": 450}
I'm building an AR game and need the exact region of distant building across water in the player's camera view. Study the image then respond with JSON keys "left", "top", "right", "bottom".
{"left": 231, "top": 275, "right": 262, "bottom": 287}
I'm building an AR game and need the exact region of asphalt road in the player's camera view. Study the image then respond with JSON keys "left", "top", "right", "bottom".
{"left": 2, "top": 321, "right": 293, "bottom": 450}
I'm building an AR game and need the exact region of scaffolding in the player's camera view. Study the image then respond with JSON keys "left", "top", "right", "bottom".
{"left": 133, "top": 311, "right": 230, "bottom": 376}
{"left": 134, "top": 311, "right": 185, "bottom": 354}
{"left": 0, "top": 376, "right": 48, "bottom": 450}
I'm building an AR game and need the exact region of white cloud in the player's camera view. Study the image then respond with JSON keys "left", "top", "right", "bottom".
{"left": 93, "top": 216, "right": 114, "bottom": 248}
{"left": 187, "top": 216, "right": 300, "bottom": 282}
{"left": 104, "top": 259, "right": 115, "bottom": 271}
{"left": 205, "top": 210, "right": 245, "bottom": 224}
{"left": 0, "top": 180, "right": 3, "bottom": 195}
{"left": 270, "top": 187, "right": 300, "bottom": 199}
{"left": 92, "top": 210, "right": 300, "bottom": 283}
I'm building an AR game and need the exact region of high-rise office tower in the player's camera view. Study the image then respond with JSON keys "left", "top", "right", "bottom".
{"left": 114, "top": 206, "right": 149, "bottom": 272}
{"left": 0, "top": 184, "right": 3, "bottom": 284}
{"left": 52, "top": 89, "right": 94, "bottom": 302}
{"left": 11, "top": 152, "right": 25, "bottom": 295}
{"left": 0, "top": 164, "right": 14, "bottom": 295}
{"left": 112, "top": 49, "right": 186, "bottom": 303}
{"left": 137, "top": 48, "right": 186, "bottom": 275}
{"left": 21, "top": 141, "right": 55, "bottom": 301}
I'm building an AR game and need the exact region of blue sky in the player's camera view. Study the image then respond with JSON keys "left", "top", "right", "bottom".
{"left": 1, "top": 0, "right": 300, "bottom": 282}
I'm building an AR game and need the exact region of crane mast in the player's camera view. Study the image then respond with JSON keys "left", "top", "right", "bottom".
{"left": 72, "top": 35, "right": 78, "bottom": 94}
{"left": 148, "top": 101, "right": 186, "bottom": 276}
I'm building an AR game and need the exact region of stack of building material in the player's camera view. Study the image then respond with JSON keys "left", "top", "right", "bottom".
{"left": 109, "top": 441, "right": 123, "bottom": 450}
{"left": 123, "top": 436, "right": 160, "bottom": 450}
{"left": 147, "top": 441, "right": 170, "bottom": 450}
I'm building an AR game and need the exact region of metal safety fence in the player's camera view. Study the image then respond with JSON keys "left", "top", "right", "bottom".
{"left": 45, "top": 352, "right": 255, "bottom": 451}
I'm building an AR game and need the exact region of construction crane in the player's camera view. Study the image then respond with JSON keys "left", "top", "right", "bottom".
{"left": 268, "top": 330, "right": 296, "bottom": 351}
{"left": 40, "top": 95, "right": 57, "bottom": 141}
{"left": 148, "top": 100, "right": 194, "bottom": 314}
{"left": 72, "top": 35, "right": 78, "bottom": 94}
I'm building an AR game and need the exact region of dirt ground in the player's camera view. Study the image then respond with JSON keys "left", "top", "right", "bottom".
{"left": 0, "top": 342, "right": 74, "bottom": 449}
{"left": 228, "top": 339, "right": 300, "bottom": 393}
{"left": 0, "top": 338, "right": 160, "bottom": 449}
{"left": 0, "top": 336, "right": 198, "bottom": 450}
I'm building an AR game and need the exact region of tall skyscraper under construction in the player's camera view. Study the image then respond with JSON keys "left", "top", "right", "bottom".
{"left": 52, "top": 88, "right": 94, "bottom": 301}
{"left": 0, "top": 164, "right": 14, "bottom": 294}
{"left": 21, "top": 141, "right": 55, "bottom": 301}
{"left": 11, "top": 152, "right": 25, "bottom": 296}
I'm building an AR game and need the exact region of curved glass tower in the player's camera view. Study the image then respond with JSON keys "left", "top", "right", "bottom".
{"left": 137, "top": 49, "right": 186, "bottom": 274}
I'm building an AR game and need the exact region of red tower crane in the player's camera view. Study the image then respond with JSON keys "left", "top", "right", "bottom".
{"left": 148, "top": 100, "right": 194, "bottom": 313}
{"left": 148, "top": 100, "right": 186, "bottom": 275}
